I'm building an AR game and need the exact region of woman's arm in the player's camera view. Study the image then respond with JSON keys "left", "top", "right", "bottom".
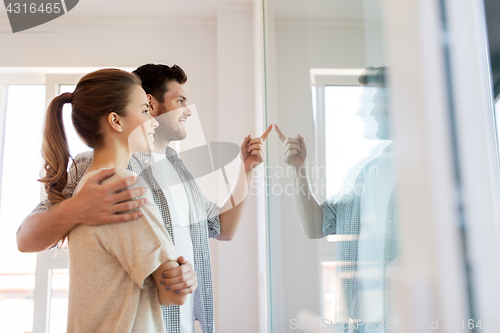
{"left": 152, "top": 260, "right": 189, "bottom": 306}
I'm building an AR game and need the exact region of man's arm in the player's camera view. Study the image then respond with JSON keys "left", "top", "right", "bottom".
{"left": 290, "top": 164, "right": 324, "bottom": 239}
{"left": 17, "top": 168, "right": 147, "bottom": 252}
{"left": 217, "top": 169, "right": 251, "bottom": 241}
{"left": 217, "top": 125, "right": 273, "bottom": 241}
{"left": 275, "top": 125, "right": 324, "bottom": 239}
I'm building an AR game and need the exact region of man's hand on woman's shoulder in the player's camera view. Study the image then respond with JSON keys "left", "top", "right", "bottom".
{"left": 16, "top": 168, "right": 148, "bottom": 252}
{"left": 71, "top": 168, "right": 148, "bottom": 225}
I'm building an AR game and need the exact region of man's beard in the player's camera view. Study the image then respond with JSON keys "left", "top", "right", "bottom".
{"left": 153, "top": 106, "right": 187, "bottom": 153}
{"left": 152, "top": 126, "right": 171, "bottom": 153}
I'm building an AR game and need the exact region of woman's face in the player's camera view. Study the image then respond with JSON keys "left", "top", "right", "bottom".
{"left": 125, "top": 85, "right": 159, "bottom": 154}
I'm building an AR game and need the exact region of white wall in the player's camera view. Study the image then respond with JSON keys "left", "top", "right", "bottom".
{"left": 214, "top": 5, "right": 261, "bottom": 333}
{"left": 0, "top": 17, "right": 219, "bottom": 143}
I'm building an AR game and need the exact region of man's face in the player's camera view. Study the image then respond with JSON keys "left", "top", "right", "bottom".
{"left": 370, "top": 88, "right": 390, "bottom": 140}
{"left": 356, "top": 87, "right": 390, "bottom": 140}
{"left": 150, "top": 80, "right": 192, "bottom": 150}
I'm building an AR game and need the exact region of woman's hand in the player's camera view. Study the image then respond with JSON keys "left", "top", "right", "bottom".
{"left": 159, "top": 256, "right": 198, "bottom": 295}
{"left": 152, "top": 257, "right": 194, "bottom": 306}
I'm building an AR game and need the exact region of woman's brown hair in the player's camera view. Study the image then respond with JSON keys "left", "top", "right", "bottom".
{"left": 39, "top": 68, "right": 141, "bottom": 206}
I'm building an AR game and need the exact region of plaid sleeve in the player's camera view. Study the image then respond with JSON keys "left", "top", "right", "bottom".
{"left": 321, "top": 199, "right": 337, "bottom": 236}
{"left": 27, "top": 152, "right": 92, "bottom": 249}
{"left": 204, "top": 196, "right": 221, "bottom": 239}
{"left": 30, "top": 151, "right": 92, "bottom": 214}
{"left": 31, "top": 199, "right": 50, "bottom": 214}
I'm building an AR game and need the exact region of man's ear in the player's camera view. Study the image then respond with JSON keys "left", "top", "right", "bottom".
{"left": 148, "top": 94, "right": 159, "bottom": 117}
{"left": 147, "top": 94, "right": 154, "bottom": 109}
{"left": 107, "top": 112, "right": 123, "bottom": 133}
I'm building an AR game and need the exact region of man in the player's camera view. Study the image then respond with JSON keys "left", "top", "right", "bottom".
{"left": 17, "top": 63, "right": 271, "bottom": 333}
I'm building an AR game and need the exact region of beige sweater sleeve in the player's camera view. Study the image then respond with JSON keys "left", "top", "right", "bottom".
{"left": 95, "top": 169, "right": 176, "bottom": 288}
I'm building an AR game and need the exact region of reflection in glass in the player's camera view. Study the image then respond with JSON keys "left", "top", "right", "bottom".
{"left": 324, "top": 86, "right": 390, "bottom": 200}
{"left": 319, "top": 67, "right": 398, "bottom": 330}
{"left": 264, "top": 0, "right": 399, "bottom": 328}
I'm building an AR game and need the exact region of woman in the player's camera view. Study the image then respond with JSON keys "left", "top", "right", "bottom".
{"left": 39, "top": 68, "right": 186, "bottom": 332}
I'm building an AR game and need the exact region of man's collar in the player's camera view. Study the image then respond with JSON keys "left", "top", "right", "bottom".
{"left": 165, "top": 146, "right": 179, "bottom": 160}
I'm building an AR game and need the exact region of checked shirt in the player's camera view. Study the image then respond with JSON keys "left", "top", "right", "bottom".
{"left": 33, "top": 148, "right": 221, "bottom": 333}
{"left": 321, "top": 153, "right": 399, "bottom": 332}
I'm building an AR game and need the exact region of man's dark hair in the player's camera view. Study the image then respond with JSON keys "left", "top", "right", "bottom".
{"left": 358, "top": 66, "right": 386, "bottom": 87}
{"left": 133, "top": 64, "right": 187, "bottom": 103}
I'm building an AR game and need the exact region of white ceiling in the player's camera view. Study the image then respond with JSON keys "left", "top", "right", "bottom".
{"left": 278, "top": 0, "right": 385, "bottom": 24}
{"left": 0, "top": 0, "right": 252, "bottom": 20}
{"left": 0, "top": 0, "right": 380, "bottom": 22}
{"left": 72, "top": 0, "right": 255, "bottom": 20}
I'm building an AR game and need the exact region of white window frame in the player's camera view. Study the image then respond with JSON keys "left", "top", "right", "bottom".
{"left": 312, "top": 72, "right": 363, "bottom": 320}
{"left": 309, "top": 69, "right": 365, "bottom": 209}
{"left": 441, "top": 0, "right": 500, "bottom": 325}
{"left": 32, "top": 73, "right": 84, "bottom": 333}
{"left": 385, "top": 0, "right": 500, "bottom": 331}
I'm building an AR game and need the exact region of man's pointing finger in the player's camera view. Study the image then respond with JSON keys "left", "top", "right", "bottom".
{"left": 260, "top": 124, "right": 273, "bottom": 141}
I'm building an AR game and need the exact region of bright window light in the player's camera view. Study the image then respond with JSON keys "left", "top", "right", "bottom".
{"left": 0, "top": 85, "right": 46, "bottom": 333}
{"left": 59, "top": 85, "right": 91, "bottom": 157}
{"left": 324, "top": 86, "right": 390, "bottom": 200}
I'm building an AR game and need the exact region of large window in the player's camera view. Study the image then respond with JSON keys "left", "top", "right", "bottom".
{"left": 0, "top": 77, "right": 85, "bottom": 333}
{"left": 0, "top": 85, "right": 46, "bottom": 333}
{"left": 263, "top": 0, "right": 500, "bottom": 330}
{"left": 264, "top": 0, "right": 400, "bottom": 325}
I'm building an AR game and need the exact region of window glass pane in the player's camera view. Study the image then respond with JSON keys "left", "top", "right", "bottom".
{"left": 324, "top": 86, "right": 391, "bottom": 199}
{"left": 264, "top": 0, "right": 398, "bottom": 330}
{"left": 59, "top": 85, "right": 91, "bottom": 157}
{"left": 48, "top": 268, "right": 69, "bottom": 333}
{"left": 0, "top": 85, "right": 46, "bottom": 333}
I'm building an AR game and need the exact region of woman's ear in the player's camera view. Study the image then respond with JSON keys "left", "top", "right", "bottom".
{"left": 107, "top": 112, "right": 123, "bottom": 133}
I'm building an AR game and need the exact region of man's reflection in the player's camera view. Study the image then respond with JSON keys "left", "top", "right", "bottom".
{"left": 275, "top": 67, "right": 399, "bottom": 332}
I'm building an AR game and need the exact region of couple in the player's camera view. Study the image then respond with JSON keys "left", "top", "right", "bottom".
{"left": 16, "top": 64, "right": 271, "bottom": 332}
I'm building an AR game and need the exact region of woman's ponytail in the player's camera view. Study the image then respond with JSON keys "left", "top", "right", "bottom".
{"left": 38, "top": 69, "right": 141, "bottom": 206}
{"left": 39, "top": 92, "right": 73, "bottom": 206}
